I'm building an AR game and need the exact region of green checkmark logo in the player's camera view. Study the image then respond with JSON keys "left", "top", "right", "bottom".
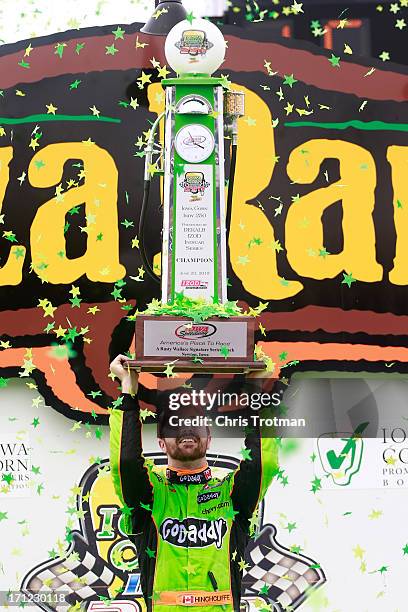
{"left": 318, "top": 423, "right": 367, "bottom": 486}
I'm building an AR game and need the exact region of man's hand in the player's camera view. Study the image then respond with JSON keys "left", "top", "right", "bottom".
{"left": 110, "top": 354, "right": 139, "bottom": 395}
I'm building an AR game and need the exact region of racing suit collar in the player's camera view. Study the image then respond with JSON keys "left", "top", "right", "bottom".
{"left": 166, "top": 463, "right": 212, "bottom": 484}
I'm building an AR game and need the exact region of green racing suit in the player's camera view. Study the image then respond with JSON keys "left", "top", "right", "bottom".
{"left": 109, "top": 392, "right": 279, "bottom": 611}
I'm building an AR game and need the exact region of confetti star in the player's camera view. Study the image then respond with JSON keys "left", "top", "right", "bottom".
{"left": 87, "top": 305, "right": 100, "bottom": 315}
{"left": 291, "top": 1, "right": 303, "bottom": 14}
{"left": 157, "top": 65, "right": 170, "bottom": 79}
{"left": 129, "top": 97, "right": 139, "bottom": 110}
{"left": 379, "top": 51, "right": 390, "bottom": 61}
{"left": 342, "top": 272, "right": 356, "bottom": 288}
{"left": 112, "top": 26, "right": 125, "bottom": 39}
{"left": 238, "top": 557, "right": 250, "bottom": 572}
{"left": 76, "top": 42, "right": 85, "bottom": 54}
{"left": 310, "top": 476, "right": 322, "bottom": 493}
{"left": 17, "top": 171, "right": 27, "bottom": 184}
{"left": 353, "top": 544, "right": 365, "bottom": 559}
{"left": 69, "top": 79, "right": 81, "bottom": 90}
{"left": 135, "top": 35, "right": 148, "bottom": 49}
{"left": 89, "top": 105, "right": 101, "bottom": 117}
{"left": 276, "top": 87, "right": 284, "bottom": 101}
{"left": 390, "top": 2, "right": 400, "bottom": 13}
{"left": 24, "top": 43, "right": 33, "bottom": 57}
{"left": 403, "top": 544, "right": 408, "bottom": 555}
{"left": 284, "top": 102, "right": 294, "bottom": 115}
{"left": 29, "top": 137, "right": 40, "bottom": 151}
{"left": 395, "top": 18, "right": 406, "bottom": 29}
{"left": 328, "top": 54, "right": 341, "bottom": 67}
{"left": 283, "top": 74, "right": 297, "bottom": 88}
{"left": 46, "top": 103, "right": 58, "bottom": 115}
{"left": 54, "top": 42, "right": 67, "bottom": 58}
{"left": 240, "top": 448, "right": 252, "bottom": 460}
{"left": 164, "top": 362, "right": 178, "bottom": 378}
{"left": 138, "top": 71, "right": 152, "bottom": 87}
{"left": 337, "top": 18, "right": 349, "bottom": 28}
{"left": 186, "top": 11, "right": 195, "bottom": 24}
{"left": 105, "top": 43, "right": 118, "bottom": 56}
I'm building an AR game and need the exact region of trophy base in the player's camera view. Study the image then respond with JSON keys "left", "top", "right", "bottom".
{"left": 123, "top": 359, "right": 266, "bottom": 374}
{"left": 129, "top": 314, "right": 265, "bottom": 374}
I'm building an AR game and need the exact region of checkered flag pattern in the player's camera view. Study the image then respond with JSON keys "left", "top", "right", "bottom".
{"left": 242, "top": 525, "right": 326, "bottom": 611}
{"left": 22, "top": 533, "right": 116, "bottom": 611}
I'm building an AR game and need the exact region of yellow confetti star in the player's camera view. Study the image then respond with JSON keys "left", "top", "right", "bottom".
{"left": 132, "top": 236, "right": 140, "bottom": 248}
{"left": 337, "top": 18, "right": 349, "bottom": 28}
{"left": 291, "top": 1, "right": 303, "bottom": 14}
{"left": 69, "top": 285, "right": 80, "bottom": 297}
{"left": 46, "top": 103, "right": 58, "bottom": 115}
{"left": 138, "top": 266, "right": 145, "bottom": 278}
{"left": 31, "top": 396, "right": 43, "bottom": 408}
{"left": 129, "top": 97, "right": 139, "bottom": 110}
{"left": 150, "top": 57, "right": 161, "bottom": 68}
{"left": 138, "top": 71, "right": 152, "bottom": 87}
{"left": 0, "top": 340, "right": 11, "bottom": 349}
{"left": 29, "top": 138, "right": 40, "bottom": 151}
{"left": 352, "top": 545, "right": 365, "bottom": 559}
{"left": 157, "top": 65, "right": 170, "bottom": 79}
{"left": 24, "top": 43, "right": 34, "bottom": 57}
{"left": 284, "top": 102, "right": 294, "bottom": 115}
{"left": 89, "top": 105, "right": 100, "bottom": 117}
{"left": 54, "top": 325, "right": 67, "bottom": 338}
{"left": 87, "top": 305, "right": 100, "bottom": 315}
{"left": 43, "top": 303, "right": 57, "bottom": 318}
{"left": 135, "top": 35, "right": 148, "bottom": 49}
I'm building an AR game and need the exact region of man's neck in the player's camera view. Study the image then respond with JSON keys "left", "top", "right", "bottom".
{"left": 167, "top": 458, "right": 207, "bottom": 471}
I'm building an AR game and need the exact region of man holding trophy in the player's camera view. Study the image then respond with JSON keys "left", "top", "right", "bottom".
{"left": 109, "top": 354, "right": 279, "bottom": 611}
{"left": 109, "top": 11, "right": 279, "bottom": 610}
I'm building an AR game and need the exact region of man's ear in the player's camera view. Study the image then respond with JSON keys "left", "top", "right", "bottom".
{"left": 158, "top": 438, "right": 166, "bottom": 452}
{"left": 206, "top": 435, "right": 212, "bottom": 451}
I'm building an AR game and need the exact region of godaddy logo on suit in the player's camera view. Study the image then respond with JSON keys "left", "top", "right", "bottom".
{"left": 159, "top": 517, "right": 227, "bottom": 549}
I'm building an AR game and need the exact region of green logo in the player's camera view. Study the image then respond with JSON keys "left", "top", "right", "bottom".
{"left": 317, "top": 423, "right": 368, "bottom": 486}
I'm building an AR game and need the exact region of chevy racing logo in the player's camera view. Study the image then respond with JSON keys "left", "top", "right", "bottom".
{"left": 159, "top": 517, "right": 227, "bottom": 549}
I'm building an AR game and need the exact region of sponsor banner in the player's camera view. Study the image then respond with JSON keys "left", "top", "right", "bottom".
{"left": 315, "top": 430, "right": 408, "bottom": 489}
{"left": 174, "top": 164, "right": 215, "bottom": 300}
{"left": 142, "top": 319, "right": 248, "bottom": 358}
{"left": 0, "top": 434, "right": 31, "bottom": 498}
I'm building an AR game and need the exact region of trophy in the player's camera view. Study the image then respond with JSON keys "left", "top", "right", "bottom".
{"left": 126, "top": 16, "right": 266, "bottom": 374}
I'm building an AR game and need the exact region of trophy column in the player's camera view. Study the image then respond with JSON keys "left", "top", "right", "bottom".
{"left": 127, "top": 16, "right": 266, "bottom": 373}
{"left": 161, "top": 79, "right": 227, "bottom": 305}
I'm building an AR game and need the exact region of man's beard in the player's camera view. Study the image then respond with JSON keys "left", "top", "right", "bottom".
{"left": 165, "top": 434, "right": 208, "bottom": 462}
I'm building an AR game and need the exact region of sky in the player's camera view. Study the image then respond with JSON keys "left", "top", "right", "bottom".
{"left": 0, "top": 0, "right": 225, "bottom": 45}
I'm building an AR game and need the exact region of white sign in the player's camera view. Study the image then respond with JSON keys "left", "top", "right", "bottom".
{"left": 0, "top": 433, "right": 31, "bottom": 497}
{"left": 143, "top": 319, "right": 247, "bottom": 358}
{"left": 174, "top": 164, "right": 216, "bottom": 301}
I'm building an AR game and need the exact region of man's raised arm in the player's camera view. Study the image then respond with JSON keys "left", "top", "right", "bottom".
{"left": 109, "top": 355, "right": 153, "bottom": 535}
{"left": 229, "top": 378, "right": 281, "bottom": 529}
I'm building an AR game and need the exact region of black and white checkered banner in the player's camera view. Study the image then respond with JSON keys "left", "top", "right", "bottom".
{"left": 242, "top": 524, "right": 326, "bottom": 611}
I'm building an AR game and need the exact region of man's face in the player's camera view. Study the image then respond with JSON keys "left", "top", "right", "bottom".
{"left": 158, "top": 424, "right": 211, "bottom": 462}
